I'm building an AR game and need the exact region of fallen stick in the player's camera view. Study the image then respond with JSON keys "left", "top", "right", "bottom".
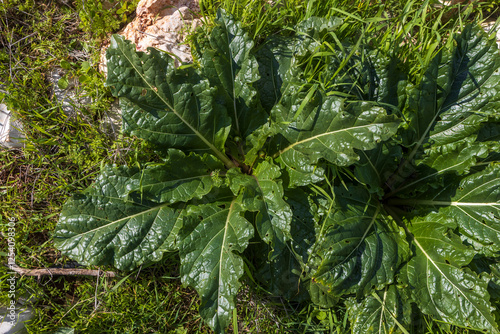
{"left": 7, "top": 264, "right": 116, "bottom": 278}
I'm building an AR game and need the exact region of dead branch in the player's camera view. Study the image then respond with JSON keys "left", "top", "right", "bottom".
{"left": 7, "top": 264, "right": 116, "bottom": 278}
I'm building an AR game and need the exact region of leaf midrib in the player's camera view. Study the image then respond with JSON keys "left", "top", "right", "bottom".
{"left": 457, "top": 176, "right": 500, "bottom": 201}
{"left": 67, "top": 202, "right": 171, "bottom": 237}
{"left": 223, "top": 21, "right": 240, "bottom": 136}
{"left": 140, "top": 174, "right": 211, "bottom": 189}
{"left": 370, "top": 288, "right": 410, "bottom": 334}
{"left": 393, "top": 160, "right": 484, "bottom": 195}
{"left": 218, "top": 200, "right": 235, "bottom": 319}
{"left": 278, "top": 123, "right": 382, "bottom": 156}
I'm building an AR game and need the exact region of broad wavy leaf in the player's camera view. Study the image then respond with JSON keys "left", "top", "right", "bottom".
{"left": 391, "top": 25, "right": 500, "bottom": 193}
{"left": 200, "top": 11, "right": 267, "bottom": 141}
{"left": 127, "top": 150, "right": 224, "bottom": 203}
{"left": 407, "top": 213, "right": 498, "bottom": 332}
{"left": 403, "top": 25, "right": 500, "bottom": 151}
{"left": 309, "top": 186, "right": 409, "bottom": 300}
{"left": 254, "top": 37, "right": 295, "bottom": 112}
{"left": 53, "top": 165, "right": 183, "bottom": 271}
{"left": 106, "top": 35, "right": 233, "bottom": 166}
{"left": 179, "top": 199, "right": 253, "bottom": 332}
{"left": 398, "top": 164, "right": 500, "bottom": 254}
{"left": 272, "top": 94, "right": 400, "bottom": 170}
{"left": 254, "top": 188, "right": 317, "bottom": 301}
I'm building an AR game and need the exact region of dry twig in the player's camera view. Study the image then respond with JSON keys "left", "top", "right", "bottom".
{"left": 8, "top": 264, "right": 116, "bottom": 278}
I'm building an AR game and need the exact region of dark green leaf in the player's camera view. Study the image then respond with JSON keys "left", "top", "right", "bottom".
{"left": 309, "top": 186, "right": 409, "bottom": 300}
{"left": 365, "top": 51, "right": 407, "bottom": 110}
{"left": 401, "top": 24, "right": 500, "bottom": 168}
{"left": 254, "top": 37, "right": 295, "bottom": 112}
{"left": 269, "top": 134, "right": 326, "bottom": 187}
{"left": 407, "top": 213, "right": 498, "bottom": 332}
{"left": 106, "top": 35, "right": 233, "bottom": 167}
{"left": 354, "top": 142, "right": 402, "bottom": 197}
{"left": 54, "top": 166, "right": 183, "bottom": 271}
{"left": 129, "top": 150, "right": 225, "bottom": 203}
{"left": 200, "top": 10, "right": 268, "bottom": 144}
{"left": 180, "top": 199, "right": 253, "bottom": 333}
{"left": 294, "top": 17, "right": 343, "bottom": 58}
{"left": 255, "top": 188, "right": 318, "bottom": 301}
{"left": 402, "top": 164, "right": 500, "bottom": 254}
{"left": 227, "top": 160, "right": 292, "bottom": 258}
{"left": 272, "top": 94, "right": 400, "bottom": 169}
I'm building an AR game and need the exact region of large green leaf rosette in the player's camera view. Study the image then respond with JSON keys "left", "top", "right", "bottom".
{"left": 54, "top": 10, "right": 500, "bottom": 333}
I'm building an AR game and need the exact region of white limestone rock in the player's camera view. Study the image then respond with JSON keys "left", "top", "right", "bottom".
{"left": 0, "top": 104, "right": 24, "bottom": 149}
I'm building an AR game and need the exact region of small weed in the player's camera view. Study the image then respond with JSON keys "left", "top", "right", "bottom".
{"left": 77, "top": 0, "right": 139, "bottom": 39}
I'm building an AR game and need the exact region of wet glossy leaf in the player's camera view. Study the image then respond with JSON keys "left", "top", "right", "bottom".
{"left": 179, "top": 199, "right": 253, "bottom": 332}
{"left": 227, "top": 160, "right": 292, "bottom": 258}
{"left": 272, "top": 95, "right": 400, "bottom": 170}
{"left": 404, "top": 164, "right": 500, "bottom": 254}
{"left": 106, "top": 34, "right": 232, "bottom": 166}
{"left": 53, "top": 165, "right": 184, "bottom": 271}
{"left": 128, "top": 150, "right": 225, "bottom": 204}
{"left": 309, "top": 186, "right": 409, "bottom": 300}
{"left": 407, "top": 214, "right": 498, "bottom": 332}
{"left": 200, "top": 11, "right": 267, "bottom": 142}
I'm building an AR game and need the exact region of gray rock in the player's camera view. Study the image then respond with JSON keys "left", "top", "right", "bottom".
{"left": 100, "top": 98, "right": 122, "bottom": 138}
{"left": 48, "top": 67, "right": 122, "bottom": 138}
{"left": 48, "top": 68, "right": 92, "bottom": 116}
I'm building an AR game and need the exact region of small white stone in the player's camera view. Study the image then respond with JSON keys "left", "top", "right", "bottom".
{"left": 98, "top": 0, "right": 201, "bottom": 134}
{"left": 0, "top": 304, "right": 33, "bottom": 334}
{"left": 0, "top": 104, "right": 24, "bottom": 149}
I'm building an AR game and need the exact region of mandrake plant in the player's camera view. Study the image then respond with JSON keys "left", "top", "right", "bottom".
{"left": 54, "top": 11, "right": 500, "bottom": 333}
